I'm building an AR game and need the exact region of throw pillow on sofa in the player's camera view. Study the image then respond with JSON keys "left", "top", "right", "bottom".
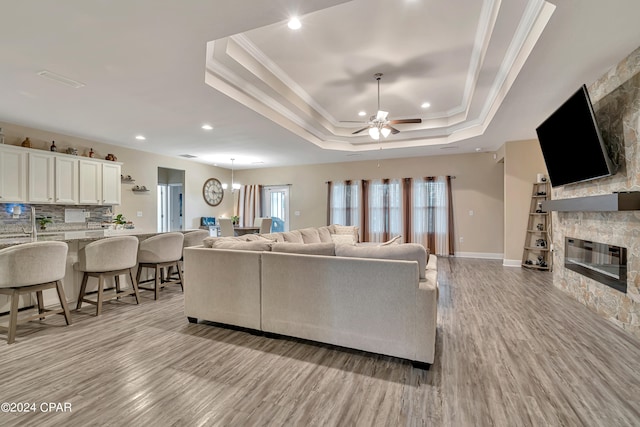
{"left": 332, "top": 224, "right": 360, "bottom": 243}
{"left": 331, "top": 234, "right": 356, "bottom": 245}
{"left": 272, "top": 242, "right": 336, "bottom": 256}
{"left": 211, "top": 240, "right": 273, "bottom": 251}
{"left": 335, "top": 243, "right": 427, "bottom": 279}
{"left": 380, "top": 235, "right": 403, "bottom": 246}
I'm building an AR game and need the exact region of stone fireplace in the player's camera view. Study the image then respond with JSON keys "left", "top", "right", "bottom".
{"left": 551, "top": 45, "right": 640, "bottom": 339}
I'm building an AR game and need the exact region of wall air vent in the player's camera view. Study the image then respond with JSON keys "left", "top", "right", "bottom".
{"left": 36, "top": 70, "right": 85, "bottom": 88}
{"left": 179, "top": 154, "right": 197, "bottom": 158}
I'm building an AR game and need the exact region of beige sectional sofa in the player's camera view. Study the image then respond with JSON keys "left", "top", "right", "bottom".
{"left": 183, "top": 225, "right": 438, "bottom": 368}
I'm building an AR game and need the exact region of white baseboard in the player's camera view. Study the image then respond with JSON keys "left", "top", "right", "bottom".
{"left": 502, "top": 259, "right": 522, "bottom": 267}
{"left": 454, "top": 252, "right": 503, "bottom": 260}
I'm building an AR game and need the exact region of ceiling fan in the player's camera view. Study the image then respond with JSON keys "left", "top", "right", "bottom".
{"left": 347, "top": 73, "right": 422, "bottom": 140}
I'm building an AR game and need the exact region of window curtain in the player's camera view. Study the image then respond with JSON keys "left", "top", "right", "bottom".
{"left": 327, "top": 180, "right": 360, "bottom": 226}
{"left": 236, "top": 184, "right": 261, "bottom": 227}
{"left": 327, "top": 175, "right": 455, "bottom": 255}
{"left": 411, "top": 176, "right": 454, "bottom": 255}
{"left": 364, "top": 179, "right": 402, "bottom": 243}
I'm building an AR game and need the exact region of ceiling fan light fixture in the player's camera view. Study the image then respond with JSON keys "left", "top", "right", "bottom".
{"left": 381, "top": 127, "right": 391, "bottom": 138}
{"left": 369, "top": 127, "right": 380, "bottom": 140}
{"left": 376, "top": 110, "right": 389, "bottom": 120}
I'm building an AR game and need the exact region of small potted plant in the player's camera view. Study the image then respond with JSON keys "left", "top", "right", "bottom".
{"left": 231, "top": 215, "right": 240, "bottom": 226}
{"left": 113, "top": 213, "right": 126, "bottom": 230}
{"left": 38, "top": 217, "right": 52, "bottom": 230}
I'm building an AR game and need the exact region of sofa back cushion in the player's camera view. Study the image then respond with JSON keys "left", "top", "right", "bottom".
{"left": 317, "top": 226, "right": 333, "bottom": 243}
{"left": 258, "top": 232, "right": 285, "bottom": 243}
{"left": 211, "top": 240, "right": 273, "bottom": 252}
{"left": 298, "top": 227, "right": 321, "bottom": 244}
{"left": 335, "top": 243, "right": 427, "bottom": 279}
{"left": 203, "top": 236, "right": 246, "bottom": 248}
{"left": 281, "top": 230, "right": 304, "bottom": 243}
{"left": 272, "top": 242, "right": 336, "bottom": 256}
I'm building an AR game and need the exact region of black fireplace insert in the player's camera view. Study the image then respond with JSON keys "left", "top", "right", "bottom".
{"left": 565, "top": 237, "right": 627, "bottom": 293}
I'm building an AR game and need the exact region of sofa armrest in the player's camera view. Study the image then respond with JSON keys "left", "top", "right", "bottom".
{"left": 183, "top": 247, "right": 262, "bottom": 330}
{"left": 415, "top": 267, "right": 438, "bottom": 364}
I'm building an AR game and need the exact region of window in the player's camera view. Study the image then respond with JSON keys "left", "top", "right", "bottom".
{"left": 366, "top": 179, "right": 401, "bottom": 242}
{"left": 412, "top": 177, "right": 448, "bottom": 251}
{"left": 329, "top": 180, "right": 360, "bottom": 226}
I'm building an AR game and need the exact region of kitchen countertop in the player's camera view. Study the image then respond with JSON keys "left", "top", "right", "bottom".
{"left": 0, "top": 229, "right": 200, "bottom": 249}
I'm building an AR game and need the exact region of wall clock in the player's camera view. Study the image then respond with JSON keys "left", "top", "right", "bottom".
{"left": 203, "top": 178, "right": 224, "bottom": 206}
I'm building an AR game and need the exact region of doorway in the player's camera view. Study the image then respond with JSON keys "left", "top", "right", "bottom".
{"left": 262, "top": 185, "right": 290, "bottom": 232}
{"left": 157, "top": 167, "right": 185, "bottom": 232}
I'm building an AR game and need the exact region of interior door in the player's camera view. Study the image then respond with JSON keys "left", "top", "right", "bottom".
{"left": 262, "top": 186, "right": 290, "bottom": 232}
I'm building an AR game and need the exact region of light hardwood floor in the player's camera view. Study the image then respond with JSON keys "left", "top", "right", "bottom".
{"left": 0, "top": 258, "right": 639, "bottom": 426}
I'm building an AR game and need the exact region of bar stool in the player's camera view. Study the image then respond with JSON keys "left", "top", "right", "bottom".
{"left": 167, "top": 230, "right": 209, "bottom": 280}
{"left": 0, "top": 241, "right": 72, "bottom": 344}
{"left": 75, "top": 236, "right": 141, "bottom": 316}
{"left": 136, "top": 232, "right": 184, "bottom": 300}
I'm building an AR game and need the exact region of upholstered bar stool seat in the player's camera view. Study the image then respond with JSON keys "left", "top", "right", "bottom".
{"left": 0, "top": 241, "right": 72, "bottom": 344}
{"left": 75, "top": 236, "right": 140, "bottom": 316}
{"left": 167, "top": 230, "right": 209, "bottom": 280}
{"left": 136, "top": 232, "right": 184, "bottom": 300}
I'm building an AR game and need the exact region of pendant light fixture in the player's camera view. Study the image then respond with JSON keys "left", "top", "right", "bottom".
{"left": 222, "top": 158, "right": 241, "bottom": 192}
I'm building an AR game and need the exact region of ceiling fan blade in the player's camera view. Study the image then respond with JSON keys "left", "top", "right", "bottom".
{"left": 340, "top": 120, "right": 367, "bottom": 123}
{"left": 376, "top": 110, "right": 389, "bottom": 120}
{"left": 389, "top": 118, "right": 422, "bottom": 124}
{"left": 352, "top": 126, "right": 370, "bottom": 135}
{"left": 387, "top": 125, "right": 400, "bottom": 134}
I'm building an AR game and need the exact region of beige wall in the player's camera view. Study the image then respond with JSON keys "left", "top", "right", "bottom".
{"left": 237, "top": 152, "right": 505, "bottom": 256}
{"left": 503, "top": 139, "right": 548, "bottom": 264}
{"left": 0, "top": 122, "right": 233, "bottom": 230}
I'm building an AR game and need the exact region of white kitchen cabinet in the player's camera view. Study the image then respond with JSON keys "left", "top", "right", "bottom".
{"left": 55, "top": 156, "right": 79, "bottom": 204}
{"left": 79, "top": 159, "right": 102, "bottom": 205}
{"left": 28, "top": 151, "right": 55, "bottom": 203}
{"left": 101, "top": 162, "right": 121, "bottom": 205}
{"left": 0, "top": 145, "right": 27, "bottom": 202}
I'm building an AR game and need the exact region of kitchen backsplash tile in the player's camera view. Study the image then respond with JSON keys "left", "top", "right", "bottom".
{"left": 0, "top": 204, "right": 113, "bottom": 234}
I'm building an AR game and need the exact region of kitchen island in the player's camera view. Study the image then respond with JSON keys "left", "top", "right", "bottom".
{"left": 0, "top": 229, "right": 202, "bottom": 312}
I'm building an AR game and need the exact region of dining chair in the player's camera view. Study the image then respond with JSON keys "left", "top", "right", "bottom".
{"left": 258, "top": 218, "right": 272, "bottom": 234}
{"left": 219, "top": 218, "right": 235, "bottom": 237}
{"left": 0, "top": 241, "right": 72, "bottom": 344}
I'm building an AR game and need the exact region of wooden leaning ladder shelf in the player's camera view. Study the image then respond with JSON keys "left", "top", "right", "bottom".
{"left": 522, "top": 181, "right": 553, "bottom": 271}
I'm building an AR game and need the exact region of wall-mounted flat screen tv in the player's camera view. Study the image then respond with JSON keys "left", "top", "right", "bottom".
{"left": 536, "top": 84, "right": 617, "bottom": 187}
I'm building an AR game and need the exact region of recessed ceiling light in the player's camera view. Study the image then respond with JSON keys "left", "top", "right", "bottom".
{"left": 135, "top": 135, "right": 146, "bottom": 141}
{"left": 421, "top": 102, "right": 431, "bottom": 109}
{"left": 358, "top": 111, "right": 366, "bottom": 117}
{"left": 201, "top": 124, "right": 213, "bottom": 130}
{"left": 475, "top": 147, "right": 482, "bottom": 152}
{"left": 288, "top": 17, "right": 302, "bottom": 30}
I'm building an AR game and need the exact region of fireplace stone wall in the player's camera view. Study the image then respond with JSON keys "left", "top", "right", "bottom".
{"left": 552, "top": 45, "right": 640, "bottom": 338}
